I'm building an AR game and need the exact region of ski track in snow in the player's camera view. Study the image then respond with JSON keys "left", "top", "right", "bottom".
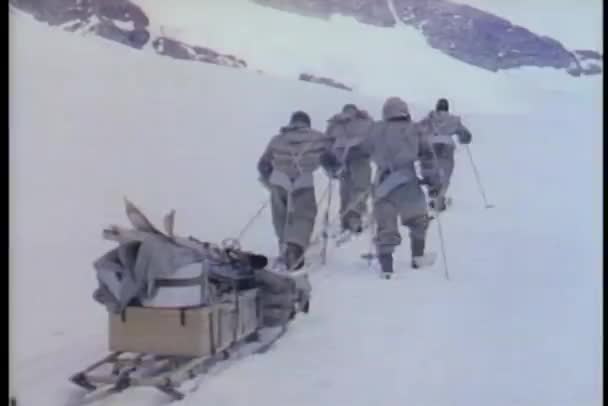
{"left": 10, "top": 10, "right": 602, "bottom": 406}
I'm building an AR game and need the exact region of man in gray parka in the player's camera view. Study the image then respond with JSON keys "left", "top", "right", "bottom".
{"left": 418, "top": 98, "right": 472, "bottom": 211}
{"left": 323, "top": 97, "right": 440, "bottom": 277}
{"left": 258, "top": 111, "right": 334, "bottom": 271}
{"left": 325, "top": 104, "right": 374, "bottom": 233}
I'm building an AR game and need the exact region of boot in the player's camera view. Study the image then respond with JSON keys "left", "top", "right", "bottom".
{"left": 410, "top": 238, "right": 436, "bottom": 269}
{"left": 342, "top": 212, "right": 363, "bottom": 234}
{"left": 377, "top": 253, "right": 393, "bottom": 278}
{"left": 346, "top": 215, "right": 363, "bottom": 234}
{"left": 431, "top": 197, "right": 447, "bottom": 212}
{"left": 410, "top": 238, "right": 425, "bottom": 269}
{"left": 286, "top": 243, "right": 304, "bottom": 271}
{"left": 437, "top": 197, "right": 447, "bottom": 211}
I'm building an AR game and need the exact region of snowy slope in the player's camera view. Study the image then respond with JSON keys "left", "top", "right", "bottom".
{"left": 130, "top": 0, "right": 601, "bottom": 115}
{"left": 10, "top": 11, "right": 602, "bottom": 406}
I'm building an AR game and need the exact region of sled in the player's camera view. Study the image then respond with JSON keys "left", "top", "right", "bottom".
{"left": 69, "top": 199, "right": 308, "bottom": 403}
{"left": 69, "top": 288, "right": 287, "bottom": 402}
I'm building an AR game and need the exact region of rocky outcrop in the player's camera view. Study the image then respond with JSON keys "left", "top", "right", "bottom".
{"left": 11, "top": 0, "right": 601, "bottom": 93}
{"left": 10, "top": 0, "right": 361, "bottom": 89}
{"left": 9, "top": 0, "right": 248, "bottom": 69}
{"left": 10, "top": 0, "right": 361, "bottom": 85}
{"left": 571, "top": 49, "right": 603, "bottom": 75}
{"left": 152, "top": 37, "right": 247, "bottom": 68}
{"left": 391, "top": 0, "right": 601, "bottom": 76}
{"left": 12, "top": 0, "right": 151, "bottom": 49}
{"left": 299, "top": 73, "right": 352, "bottom": 91}
{"left": 251, "top": 0, "right": 602, "bottom": 76}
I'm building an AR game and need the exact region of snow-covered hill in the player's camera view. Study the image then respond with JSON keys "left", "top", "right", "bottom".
{"left": 10, "top": 10, "right": 602, "bottom": 406}
{"left": 250, "top": 0, "right": 602, "bottom": 74}
{"left": 10, "top": 0, "right": 603, "bottom": 107}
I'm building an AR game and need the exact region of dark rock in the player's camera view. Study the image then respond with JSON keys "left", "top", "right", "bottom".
{"left": 573, "top": 49, "right": 602, "bottom": 60}
{"left": 95, "top": 24, "right": 150, "bottom": 49}
{"left": 153, "top": 37, "right": 193, "bottom": 60}
{"left": 10, "top": 0, "right": 151, "bottom": 49}
{"left": 251, "top": 0, "right": 601, "bottom": 76}
{"left": 581, "top": 64, "right": 602, "bottom": 75}
{"left": 392, "top": 0, "right": 581, "bottom": 74}
{"left": 10, "top": 0, "right": 247, "bottom": 68}
{"left": 299, "top": 73, "right": 352, "bottom": 91}
{"left": 152, "top": 37, "right": 247, "bottom": 68}
{"left": 95, "top": 0, "right": 149, "bottom": 27}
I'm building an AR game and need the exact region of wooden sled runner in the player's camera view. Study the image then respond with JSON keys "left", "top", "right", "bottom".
{"left": 70, "top": 289, "right": 288, "bottom": 401}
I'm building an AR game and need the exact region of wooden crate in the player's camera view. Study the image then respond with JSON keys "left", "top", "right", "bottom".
{"left": 109, "top": 289, "right": 259, "bottom": 357}
{"left": 215, "top": 288, "right": 259, "bottom": 348}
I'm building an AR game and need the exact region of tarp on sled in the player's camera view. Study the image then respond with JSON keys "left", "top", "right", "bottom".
{"left": 93, "top": 234, "right": 208, "bottom": 313}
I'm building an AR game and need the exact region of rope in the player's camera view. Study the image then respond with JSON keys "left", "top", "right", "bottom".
{"left": 236, "top": 199, "right": 270, "bottom": 242}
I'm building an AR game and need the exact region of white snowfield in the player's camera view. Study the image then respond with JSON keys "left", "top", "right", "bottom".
{"left": 10, "top": 10, "right": 601, "bottom": 406}
{"left": 131, "top": 0, "right": 601, "bottom": 115}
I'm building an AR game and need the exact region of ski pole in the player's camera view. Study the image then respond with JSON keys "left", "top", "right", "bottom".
{"left": 426, "top": 136, "right": 451, "bottom": 280}
{"left": 465, "top": 145, "right": 494, "bottom": 208}
{"left": 365, "top": 216, "right": 376, "bottom": 268}
{"left": 434, "top": 213, "right": 450, "bottom": 280}
{"left": 320, "top": 178, "right": 334, "bottom": 265}
{"left": 358, "top": 182, "right": 376, "bottom": 267}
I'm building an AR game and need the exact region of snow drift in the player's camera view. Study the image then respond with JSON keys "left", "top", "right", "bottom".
{"left": 10, "top": 10, "right": 602, "bottom": 406}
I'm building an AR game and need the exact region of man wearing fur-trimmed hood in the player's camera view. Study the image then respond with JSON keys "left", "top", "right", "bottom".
{"left": 325, "top": 104, "right": 374, "bottom": 233}
{"left": 257, "top": 111, "right": 334, "bottom": 270}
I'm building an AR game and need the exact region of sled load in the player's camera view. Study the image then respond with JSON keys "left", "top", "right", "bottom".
{"left": 69, "top": 199, "right": 311, "bottom": 402}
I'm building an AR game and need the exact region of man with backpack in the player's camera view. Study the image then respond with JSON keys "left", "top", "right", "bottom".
{"left": 325, "top": 104, "right": 374, "bottom": 234}
{"left": 418, "top": 98, "right": 473, "bottom": 211}
{"left": 257, "top": 111, "right": 334, "bottom": 271}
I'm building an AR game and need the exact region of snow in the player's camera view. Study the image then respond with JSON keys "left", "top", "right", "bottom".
{"left": 10, "top": 9, "right": 601, "bottom": 406}
{"left": 112, "top": 19, "right": 135, "bottom": 32}
{"left": 131, "top": 0, "right": 602, "bottom": 115}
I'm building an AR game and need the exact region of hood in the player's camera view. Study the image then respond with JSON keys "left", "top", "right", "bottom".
{"left": 280, "top": 122, "right": 310, "bottom": 133}
{"left": 328, "top": 109, "right": 371, "bottom": 124}
{"left": 382, "top": 97, "right": 410, "bottom": 120}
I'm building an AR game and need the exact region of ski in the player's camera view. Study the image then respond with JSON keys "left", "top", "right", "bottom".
{"left": 361, "top": 252, "right": 437, "bottom": 268}
{"left": 412, "top": 252, "right": 438, "bottom": 268}
{"left": 361, "top": 253, "right": 375, "bottom": 261}
{"left": 334, "top": 215, "right": 374, "bottom": 248}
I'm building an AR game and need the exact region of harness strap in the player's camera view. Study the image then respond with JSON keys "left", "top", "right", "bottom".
{"left": 155, "top": 276, "right": 206, "bottom": 287}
